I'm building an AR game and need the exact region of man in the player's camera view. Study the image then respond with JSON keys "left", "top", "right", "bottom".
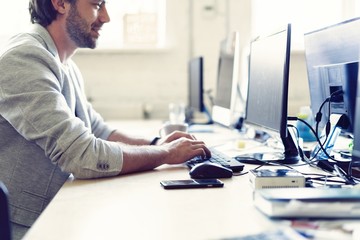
{"left": 0, "top": 0, "right": 211, "bottom": 239}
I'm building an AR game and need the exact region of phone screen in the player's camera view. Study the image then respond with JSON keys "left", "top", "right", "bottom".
{"left": 160, "top": 179, "right": 224, "bottom": 189}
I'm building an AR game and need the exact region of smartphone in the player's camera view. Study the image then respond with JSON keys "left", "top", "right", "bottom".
{"left": 160, "top": 179, "right": 224, "bottom": 189}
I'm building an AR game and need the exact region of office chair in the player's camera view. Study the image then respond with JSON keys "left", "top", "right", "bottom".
{"left": 0, "top": 181, "right": 11, "bottom": 240}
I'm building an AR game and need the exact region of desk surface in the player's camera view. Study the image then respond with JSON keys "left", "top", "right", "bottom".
{"left": 23, "top": 120, "right": 356, "bottom": 240}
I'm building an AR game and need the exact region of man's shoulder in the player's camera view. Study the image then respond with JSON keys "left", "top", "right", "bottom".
{"left": 0, "top": 24, "right": 56, "bottom": 59}
{"left": 0, "top": 33, "right": 46, "bottom": 58}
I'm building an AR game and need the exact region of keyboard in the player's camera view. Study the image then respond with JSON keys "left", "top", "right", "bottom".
{"left": 186, "top": 148, "right": 244, "bottom": 173}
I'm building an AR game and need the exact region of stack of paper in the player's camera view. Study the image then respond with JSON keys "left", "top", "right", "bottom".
{"left": 253, "top": 187, "right": 360, "bottom": 219}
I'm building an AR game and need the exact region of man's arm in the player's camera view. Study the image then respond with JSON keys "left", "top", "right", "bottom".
{"left": 108, "top": 130, "right": 211, "bottom": 174}
{"left": 118, "top": 135, "right": 210, "bottom": 174}
{"left": 107, "top": 130, "right": 153, "bottom": 145}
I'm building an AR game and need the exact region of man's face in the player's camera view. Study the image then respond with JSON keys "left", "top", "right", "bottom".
{"left": 65, "top": 1, "right": 109, "bottom": 49}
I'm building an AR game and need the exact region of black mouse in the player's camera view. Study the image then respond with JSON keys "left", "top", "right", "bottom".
{"left": 189, "top": 162, "right": 233, "bottom": 179}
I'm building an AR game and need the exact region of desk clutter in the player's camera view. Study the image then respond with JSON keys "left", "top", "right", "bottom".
{"left": 23, "top": 16, "right": 360, "bottom": 240}
{"left": 227, "top": 223, "right": 356, "bottom": 240}
{"left": 177, "top": 127, "right": 360, "bottom": 239}
{"left": 249, "top": 169, "right": 306, "bottom": 189}
{"left": 253, "top": 187, "right": 360, "bottom": 219}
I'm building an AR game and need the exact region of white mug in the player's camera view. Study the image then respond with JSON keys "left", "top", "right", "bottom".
{"left": 159, "top": 122, "right": 188, "bottom": 137}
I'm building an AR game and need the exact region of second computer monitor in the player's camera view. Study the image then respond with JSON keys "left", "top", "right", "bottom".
{"left": 351, "top": 82, "right": 360, "bottom": 175}
{"left": 187, "top": 56, "right": 205, "bottom": 120}
{"left": 304, "top": 17, "right": 360, "bottom": 134}
{"left": 237, "top": 24, "right": 300, "bottom": 164}
{"left": 304, "top": 18, "right": 360, "bottom": 160}
{"left": 211, "top": 32, "right": 241, "bottom": 127}
{"left": 246, "top": 25, "right": 291, "bottom": 139}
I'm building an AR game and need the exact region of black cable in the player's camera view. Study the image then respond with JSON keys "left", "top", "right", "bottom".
{"left": 315, "top": 97, "right": 328, "bottom": 137}
{"left": 288, "top": 116, "right": 357, "bottom": 185}
{"left": 289, "top": 117, "right": 334, "bottom": 161}
{"left": 287, "top": 118, "right": 329, "bottom": 168}
{"left": 314, "top": 89, "right": 344, "bottom": 138}
{"left": 334, "top": 164, "right": 357, "bottom": 185}
{"left": 290, "top": 90, "right": 345, "bottom": 162}
{"left": 292, "top": 117, "right": 346, "bottom": 182}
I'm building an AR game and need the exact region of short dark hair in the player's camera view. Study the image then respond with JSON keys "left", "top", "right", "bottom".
{"left": 29, "top": 0, "right": 76, "bottom": 27}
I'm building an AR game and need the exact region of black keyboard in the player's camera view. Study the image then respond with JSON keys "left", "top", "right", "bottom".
{"left": 186, "top": 148, "right": 244, "bottom": 173}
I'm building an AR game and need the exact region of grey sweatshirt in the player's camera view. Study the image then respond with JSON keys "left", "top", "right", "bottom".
{"left": 0, "top": 24, "right": 123, "bottom": 227}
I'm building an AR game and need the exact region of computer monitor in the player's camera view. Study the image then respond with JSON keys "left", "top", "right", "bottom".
{"left": 188, "top": 56, "right": 205, "bottom": 113}
{"left": 304, "top": 17, "right": 360, "bottom": 160}
{"left": 186, "top": 56, "right": 211, "bottom": 124}
{"left": 236, "top": 24, "right": 300, "bottom": 164}
{"left": 351, "top": 81, "right": 360, "bottom": 176}
{"left": 211, "top": 32, "right": 241, "bottom": 127}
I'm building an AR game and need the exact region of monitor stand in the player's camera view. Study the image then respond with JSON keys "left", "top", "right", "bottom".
{"left": 186, "top": 107, "right": 214, "bottom": 133}
{"left": 235, "top": 127, "right": 301, "bottom": 165}
{"left": 311, "top": 113, "right": 350, "bottom": 160}
{"left": 186, "top": 106, "right": 213, "bottom": 125}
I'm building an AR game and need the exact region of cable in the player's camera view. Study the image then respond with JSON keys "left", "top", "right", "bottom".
{"left": 288, "top": 117, "right": 333, "bottom": 161}
{"left": 334, "top": 164, "right": 357, "bottom": 185}
{"left": 288, "top": 115, "right": 358, "bottom": 186}
{"left": 290, "top": 90, "right": 345, "bottom": 162}
{"left": 314, "top": 89, "right": 344, "bottom": 137}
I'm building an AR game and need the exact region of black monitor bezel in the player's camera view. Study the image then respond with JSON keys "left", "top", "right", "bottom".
{"left": 352, "top": 93, "right": 360, "bottom": 163}
{"left": 245, "top": 24, "right": 291, "bottom": 140}
{"left": 351, "top": 44, "right": 360, "bottom": 172}
{"left": 235, "top": 24, "right": 300, "bottom": 164}
{"left": 188, "top": 56, "right": 205, "bottom": 114}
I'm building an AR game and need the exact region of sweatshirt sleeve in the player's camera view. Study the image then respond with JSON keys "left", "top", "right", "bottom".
{"left": 0, "top": 39, "right": 123, "bottom": 179}
{"left": 69, "top": 62, "right": 115, "bottom": 141}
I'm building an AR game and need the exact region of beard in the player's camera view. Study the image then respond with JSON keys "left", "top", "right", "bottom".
{"left": 66, "top": 6, "right": 98, "bottom": 49}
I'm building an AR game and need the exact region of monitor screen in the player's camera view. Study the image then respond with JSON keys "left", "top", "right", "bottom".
{"left": 246, "top": 25, "right": 291, "bottom": 139}
{"left": 188, "top": 56, "right": 205, "bottom": 115}
{"left": 211, "top": 32, "right": 241, "bottom": 127}
{"left": 351, "top": 84, "right": 360, "bottom": 173}
{"left": 304, "top": 17, "right": 360, "bottom": 134}
{"left": 236, "top": 24, "right": 300, "bottom": 164}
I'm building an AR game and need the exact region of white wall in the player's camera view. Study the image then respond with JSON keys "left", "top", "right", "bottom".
{"left": 73, "top": 0, "right": 191, "bottom": 120}
{"left": 288, "top": 51, "right": 310, "bottom": 116}
{"left": 73, "top": 0, "right": 310, "bottom": 121}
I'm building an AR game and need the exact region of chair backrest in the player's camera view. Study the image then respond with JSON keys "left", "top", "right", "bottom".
{"left": 0, "top": 182, "right": 11, "bottom": 240}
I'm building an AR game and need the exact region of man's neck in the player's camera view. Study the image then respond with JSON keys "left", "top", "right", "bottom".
{"left": 46, "top": 23, "right": 77, "bottom": 63}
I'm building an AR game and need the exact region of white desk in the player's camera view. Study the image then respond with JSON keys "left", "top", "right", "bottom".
{"left": 23, "top": 121, "right": 357, "bottom": 240}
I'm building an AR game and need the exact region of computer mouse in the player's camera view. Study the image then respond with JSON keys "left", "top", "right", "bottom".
{"left": 189, "top": 162, "right": 233, "bottom": 179}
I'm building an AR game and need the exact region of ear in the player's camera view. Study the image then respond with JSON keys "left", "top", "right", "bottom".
{"left": 51, "top": 0, "right": 67, "bottom": 14}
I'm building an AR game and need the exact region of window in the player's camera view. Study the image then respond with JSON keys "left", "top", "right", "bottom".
{"left": 2, "top": 0, "right": 166, "bottom": 50}
{"left": 0, "top": 0, "right": 30, "bottom": 47}
{"left": 98, "top": 0, "right": 166, "bottom": 49}
{"left": 251, "top": 0, "right": 358, "bottom": 49}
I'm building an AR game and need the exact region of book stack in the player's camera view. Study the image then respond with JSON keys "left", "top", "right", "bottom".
{"left": 253, "top": 187, "right": 360, "bottom": 219}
